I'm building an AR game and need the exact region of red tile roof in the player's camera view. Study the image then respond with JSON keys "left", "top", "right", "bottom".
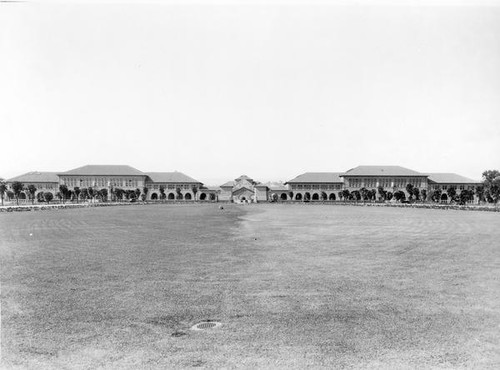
{"left": 7, "top": 171, "right": 59, "bottom": 183}
{"left": 286, "top": 172, "right": 343, "bottom": 184}
{"left": 342, "top": 166, "right": 425, "bottom": 177}
{"left": 146, "top": 172, "right": 202, "bottom": 184}
{"left": 427, "top": 173, "right": 480, "bottom": 184}
{"left": 59, "top": 165, "right": 145, "bottom": 176}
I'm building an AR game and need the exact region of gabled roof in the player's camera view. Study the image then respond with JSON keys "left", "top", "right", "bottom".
{"left": 220, "top": 181, "right": 236, "bottom": 188}
{"left": 286, "top": 172, "right": 343, "bottom": 184}
{"left": 146, "top": 172, "right": 202, "bottom": 184}
{"left": 427, "top": 173, "right": 480, "bottom": 184}
{"left": 7, "top": 171, "right": 59, "bottom": 183}
{"left": 59, "top": 165, "right": 145, "bottom": 176}
{"left": 341, "top": 165, "right": 425, "bottom": 177}
{"left": 235, "top": 175, "right": 254, "bottom": 182}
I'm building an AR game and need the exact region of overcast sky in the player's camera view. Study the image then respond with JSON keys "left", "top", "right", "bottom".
{"left": 1, "top": 0, "right": 499, "bottom": 185}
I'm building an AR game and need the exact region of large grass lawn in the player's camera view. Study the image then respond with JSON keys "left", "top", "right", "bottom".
{"left": 1, "top": 204, "right": 499, "bottom": 369}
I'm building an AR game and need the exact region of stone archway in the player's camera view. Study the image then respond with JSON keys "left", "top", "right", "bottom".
{"left": 177, "top": 193, "right": 184, "bottom": 200}
{"left": 280, "top": 193, "right": 287, "bottom": 201}
{"left": 329, "top": 193, "right": 336, "bottom": 201}
{"left": 168, "top": 193, "right": 175, "bottom": 200}
{"left": 209, "top": 193, "right": 216, "bottom": 201}
{"left": 151, "top": 193, "right": 158, "bottom": 200}
{"left": 312, "top": 193, "right": 319, "bottom": 201}
{"left": 199, "top": 193, "right": 207, "bottom": 201}
{"left": 185, "top": 193, "right": 192, "bottom": 200}
{"left": 295, "top": 193, "right": 302, "bottom": 201}
{"left": 441, "top": 193, "right": 448, "bottom": 202}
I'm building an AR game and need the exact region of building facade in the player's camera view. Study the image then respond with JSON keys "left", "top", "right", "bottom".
{"left": 285, "top": 172, "right": 344, "bottom": 201}
{"left": 2, "top": 164, "right": 483, "bottom": 204}
{"left": 145, "top": 172, "right": 203, "bottom": 200}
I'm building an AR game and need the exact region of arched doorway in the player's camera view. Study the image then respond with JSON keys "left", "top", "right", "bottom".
{"left": 199, "top": 193, "right": 207, "bottom": 201}
{"left": 19, "top": 193, "right": 26, "bottom": 200}
{"left": 185, "top": 193, "right": 192, "bottom": 200}
{"left": 151, "top": 193, "right": 158, "bottom": 200}
{"left": 168, "top": 193, "right": 175, "bottom": 200}
{"left": 177, "top": 193, "right": 184, "bottom": 200}
{"left": 312, "top": 193, "right": 319, "bottom": 201}
{"left": 441, "top": 193, "right": 448, "bottom": 202}
{"left": 329, "top": 193, "right": 336, "bottom": 201}
{"left": 209, "top": 193, "right": 216, "bottom": 201}
{"left": 295, "top": 193, "right": 302, "bottom": 201}
{"left": 280, "top": 193, "right": 287, "bottom": 201}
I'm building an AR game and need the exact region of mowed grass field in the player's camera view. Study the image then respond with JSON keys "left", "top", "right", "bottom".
{"left": 1, "top": 204, "right": 499, "bottom": 369}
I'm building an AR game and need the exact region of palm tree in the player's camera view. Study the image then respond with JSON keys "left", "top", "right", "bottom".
{"left": 0, "top": 180, "right": 7, "bottom": 206}
{"left": 28, "top": 185, "right": 37, "bottom": 205}
{"left": 59, "top": 184, "right": 69, "bottom": 204}
{"left": 405, "top": 184, "right": 414, "bottom": 202}
{"left": 74, "top": 187, "right": 81, "bottom": 203}
{"left": 12, "top": 181, "right": 24, "bottom": 205}
{"left": 142, "top": 186, "right": 149, "bottom": 201}
{"left": 192, "top": 185, "right": 198, "bottom": 201}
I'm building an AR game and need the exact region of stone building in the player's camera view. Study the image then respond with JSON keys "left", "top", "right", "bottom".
{"left": 58, "top": 165, "right": 147, "bottom": 196}
{"left": 285, "top": 172, "right": 344, "bottom": 201}
{"left": 145, "top": 172, "right": 203, "bottom": 200}
{"left": 340, "top": 165, "right": 428, "bottom": 199}
{"left": 427, "top": 173, "right": 481, "bottom": 202}
{"left": 218, "top": 175, "right": 269, "bottom": 203}
{"left": 5, "top": 172, "right": 59, "bottom": 201}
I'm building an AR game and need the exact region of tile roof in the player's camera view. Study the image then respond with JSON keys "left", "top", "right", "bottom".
{"left": 146, "top": 172, "right": 202, "bottom": 184}
{"left": 7, "top": 171, "right": 59, "bottom": 183}
{"left": 427, "top": 173, "right": 480, "bottom": 184}
{"left": 342, "top": 165, "right": 425, "bottom": 177}
{"left": 220, "top": 181, "right": 236, "bottom": 188}
{"left": 286, "top": 172, "right": 343, "bottom": 184}
{"left": 59, "top": 165, "right": 145, "bottom": 176}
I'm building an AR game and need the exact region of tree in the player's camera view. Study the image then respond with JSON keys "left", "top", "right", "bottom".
{"left": 37, "top": 192, "right": 45, "bottom": 203}
{"left": 88, "top": 187, "right": 94, "bottom": 203}
{"left": 0, "top": 180, "right": 7, "bottom": 206}
{"left": 27, "top": 185, "right": 37, "bottom": 205}
{"left": 99, "top": 188, "right": 108, "bottom": 201}
{"left": 74, "top": 187, "right": 81, "bottom": 203}
{"left": 377, "top": 186, "right": 386, "bottom": 201}
{"left": 405, "top": 184, "right": 414, "bottom": 202}
{"left": 80, "top": 188, "right": 89, "bottom": 202}
{"left": 351, "top": 190, "right": 361, "bottom": 201}
{"left": 342, "top": 189, "right": 350, "bottom": 201}
{"left": 337, "top": 191, "right": 343, "bottom": 201}
{"left": 176, "top": 187, "right": 182, "bottom": 200}
{"left": 447, "top": 187, "right": 457, "bottom": 203}
{"left": 12, "top": 181, "right": 24, "bottom": 205}
{"left": 394, "top": 190, "right": 406, "bottom": 202}
{"left": 421, "top": 189, "right": 427, "bottom": 202}
{"left": 431, "top": 189, "right": 442, "bottom": 202}
{"left": 159, "top": 186, "right": 166, "bottom": 201}
{"left": 475, "top": 186, "right": 485, "bottom": 203}
{"left": 6, "top": 190, "right": 14, "bottom": 200}
{"left": 386, "top": 191, "right": 393, "bottom": 201}
{"left": 114, "top": 188, "right": 124, "bottom": 201}
{"left": 412, "top": 188, "right": 420, "bottom": 202}
{"left": 482, "top": 170, "right": 500, "bottom": 203}
{"left": 135, "top": 188, "right": 141, "bottom": 200}
{"left": 44, "top": 192, "right": 53, "bottom": 204}
{"left": 192, "top": 185, "right": 198, "bottom": 201}
{"left": 59, "top": 184, "right": 69, "bottom": 204}
{"left": 143, "top": 186, "right": 149, "bottom": 201}
{"left": 360, "top": 187, "right": 368, "bottom": 201}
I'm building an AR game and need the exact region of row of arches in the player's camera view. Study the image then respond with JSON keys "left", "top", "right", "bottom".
{"left": 275, "top": 192, "right": 337, "bottom": 201}
{"left": 149, "top": 192, "right": 217, "bottom": 201}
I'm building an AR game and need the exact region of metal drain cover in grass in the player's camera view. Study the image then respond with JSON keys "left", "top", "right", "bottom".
{"left": 191, "top": 321, "right": 222, "bottom": 331}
